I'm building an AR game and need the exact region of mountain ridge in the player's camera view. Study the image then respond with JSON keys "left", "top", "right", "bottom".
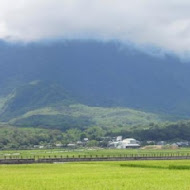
{"left": 0, "top": 81, "right": 163, "bottom": 130}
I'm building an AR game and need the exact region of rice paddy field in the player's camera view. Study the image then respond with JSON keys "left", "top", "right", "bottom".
{"left": 1, "top": 160, "right": 190, "bottom": 190}
{"left": 1, "top": 148, "right": 190, "bottom": 159}
{"left": 1, "top": 149, "right": 190, "bottom": 190}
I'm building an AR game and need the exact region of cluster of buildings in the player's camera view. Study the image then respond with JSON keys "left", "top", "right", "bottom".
{"left": 67, "top": 138, "right": 89, "bottom": 148}
{"left": 33, "top": 136, "right": 190, "bottom": 149}
{"left": 108, "top": 136, "right": 140, "bottom": 149}
{"left": 148, "top": 140, "right": 189, "bottom": 147}
{"left": 108, "top": 137, "right": 190, "bottom": 149}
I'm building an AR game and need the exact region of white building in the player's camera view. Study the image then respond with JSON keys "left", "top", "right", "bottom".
{"left": 116, "top": 136, "right": 122, "bottom": 141}
{"left": 117, "top": 138, "right": 140, "bottom": 149}
{"left": 83, "top": 138, "right": 89, "bottom": 142}
{"left": 108, "top": 138, "right": 140, "bottom": 149}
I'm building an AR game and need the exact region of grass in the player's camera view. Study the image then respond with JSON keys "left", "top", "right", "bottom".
{"left": 1, "top": 148, "right": 190, "bottom": 159}
{"left": 121, "top": 163, "right": 190, "bottom": 170}
{"left": 1, "top": 160, "right": 190, "bottom": 190}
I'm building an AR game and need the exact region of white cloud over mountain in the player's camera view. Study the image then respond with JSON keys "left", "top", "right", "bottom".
{"left": 0, "top": 0, "right": 190, "bottom": 55}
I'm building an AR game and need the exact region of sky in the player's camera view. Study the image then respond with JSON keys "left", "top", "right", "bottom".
{"left": 0, "top": 0, "right": 190, "bottom": 56}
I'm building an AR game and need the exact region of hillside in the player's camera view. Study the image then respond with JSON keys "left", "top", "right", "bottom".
{"left": 0, "top": 81, "right": 162, "bottom": 130}
{"left": 0, "top": 81, "right": 75, "bottom": 121}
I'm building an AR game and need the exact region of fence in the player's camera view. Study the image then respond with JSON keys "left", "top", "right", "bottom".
{"left": 1, "top": 152, "right": 190, "bottom": 164}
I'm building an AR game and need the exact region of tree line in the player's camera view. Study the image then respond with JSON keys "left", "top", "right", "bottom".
{"left": 1, "top": 121, "right": 190, "bottom": 149}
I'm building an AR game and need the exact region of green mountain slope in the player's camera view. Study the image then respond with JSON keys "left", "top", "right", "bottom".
{"left": 0, "top": 81, "right": 75, "bottom": 121}
{"left": 9, "top": 104, "right": 162, "bottom": 130}
{"left": 0, "top": 81, "right": 163, "bottom": 130}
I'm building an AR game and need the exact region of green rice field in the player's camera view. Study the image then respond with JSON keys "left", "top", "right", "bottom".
{"left": 1, "top": 160, "right": 190, "bottom": 190}
{"left": 1, "top": 148, "right": 190, "bottom": 159}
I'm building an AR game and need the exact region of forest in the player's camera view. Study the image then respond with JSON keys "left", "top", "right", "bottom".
{"left": 1, "top": 120, "right": 190, "bottom": 149}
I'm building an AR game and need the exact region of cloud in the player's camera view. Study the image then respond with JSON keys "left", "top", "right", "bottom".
{"left": 0, "top": 0, "right": 190, "bottom": 56}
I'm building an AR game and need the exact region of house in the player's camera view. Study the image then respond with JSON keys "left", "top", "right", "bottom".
{"left": 146, "top": 141, "right": 155, "bottom": 145}
{"left": 176, "top": 141, "right": 189, "bottom": 147}
{"left": 77, "top": 141, "right": 84, "bottom": 146}
{"left": 83, "top": 138, "right": 89, "bottom": 142}
{"left": 67, "top": 143, "right": 76, "bottom": 148}
{"left": 157, "top": 141, "right": 166, "bottom": 146}
{"left": 34, "top": 145, "right": 44, "bottom": 149}
{"left": 55, "top": 144, "right": 63, "bottom": 147}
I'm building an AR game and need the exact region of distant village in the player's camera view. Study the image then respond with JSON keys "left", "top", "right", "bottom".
{"left": 33, "top": 136, "right": 190, "bottom": 150}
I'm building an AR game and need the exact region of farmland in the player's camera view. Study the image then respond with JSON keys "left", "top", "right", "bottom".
{"left": 1, "top": 148, "right": 190, "bottom": 159}
{"left": 1, "top": 160, "right": 190, "bottom": 190}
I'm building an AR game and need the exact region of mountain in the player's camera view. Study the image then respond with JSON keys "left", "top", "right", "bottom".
{"left": 0, "top": 40, "right": 190, "bottom": 129}
{"left": 0, "top": 81, "right": 162, "bottom": 130}
{"left": 0, "top": 81, "right": 75, "bottom": 121}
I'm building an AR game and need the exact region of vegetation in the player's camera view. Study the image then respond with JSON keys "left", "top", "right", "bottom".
{"left": 1, "top": 160, "right": 190, "bottom": 190}
{"left": 1, "top": 120, "right": 190, "bottom": 149}
{"left": 130, "top": 121, "right": 190, "bottom": 141}
{"left": 0, "top": 81, "right": 164, "bottom": 129}
{"left": 1, "top": 148, "right": 190, "bottom": 160}
{"left": 0, "top": 124, "right": 108, "bottom": 149}
{"left": 0, "top": 126, "right": 63, "bottom": 149}
{"left": 0, "top": 82, "right": 75, "bottom": 121}
{"left": 121, "top": 163, "right": 190, "bottom": 170}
